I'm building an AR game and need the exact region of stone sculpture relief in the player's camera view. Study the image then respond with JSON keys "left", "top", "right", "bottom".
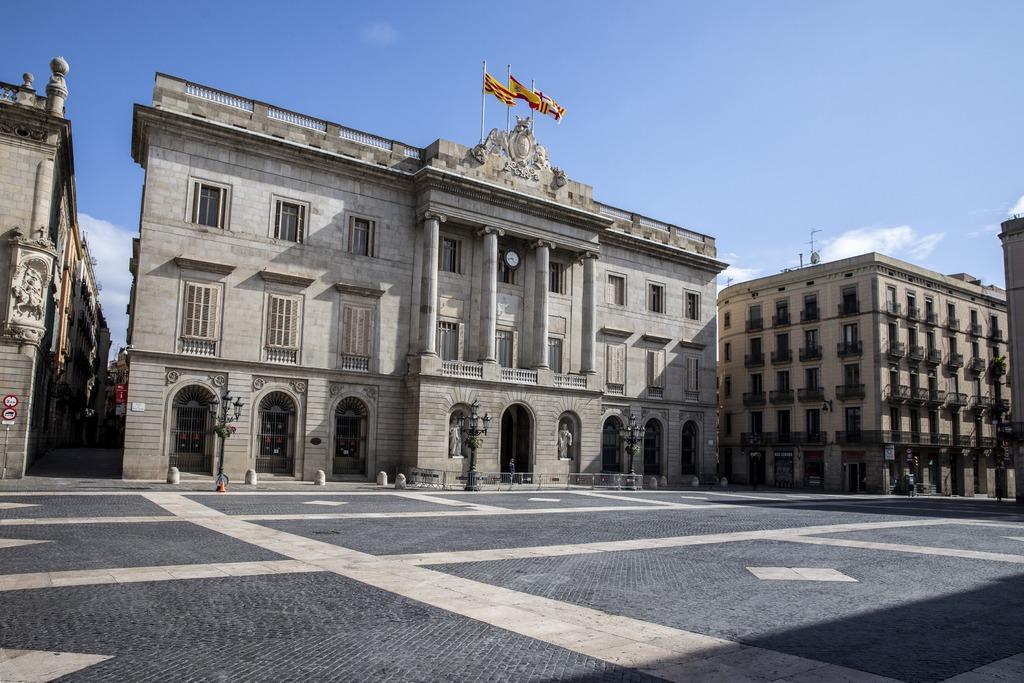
{"left": 470, "top": 117, "right": 568, "bottom": 187}
{"left": 10, "top": 257, "right": 49, "bottom": 322}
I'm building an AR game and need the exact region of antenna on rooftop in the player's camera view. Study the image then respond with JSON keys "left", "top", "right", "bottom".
{"left": 807, "top": 229, "right": 822, "bottom": 265}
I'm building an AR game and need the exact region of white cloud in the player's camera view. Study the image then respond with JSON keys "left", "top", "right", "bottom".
{"left": 1010, "top": 194, "right": 1024, "bottom": 216}
{"left": 360, "top": 22, "right": 398, "bottom": 46}
{"left": 820, "top": 225, "right": 945, "bottom": 263}
{"left": 966, "top": 224, "right": 1000, "bottom": 238}
{"left": 78, "top": 213, "right": 133, "bottom": 361}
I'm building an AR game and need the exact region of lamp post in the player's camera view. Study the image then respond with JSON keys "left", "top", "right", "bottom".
{"left": 619, "top": 413, "right": 645, "bottom": 482}
{"left": 458, "top": 400, "right": 490, "bottom": 492}
{"left": 748, "top": 432, "right": 762, "bottom": 490}
{"left": 211, "top": 389, "right": 243, "bottom": 492}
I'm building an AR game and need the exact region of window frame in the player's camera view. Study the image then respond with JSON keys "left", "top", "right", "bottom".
{"left": 180, "top": 280, "right": 222, "bottom": 342}
{"left": 496, "top": 328, "right": 516, "bottom": 368}
{"left": 685, "top": 290, "right": 700, "bottom": 321}
{"left": 606, "top": 272, "right": 626, "bottom": 307}
{"left": 437, "top": 320, "right": 461, "bottom": 362}
{"left": 187, "top": 178, "right": 231, "bottom": 229}
{"left": 549, "top": 261, "right": 569, "bottom": 296}
{"left": 440, "top": 236, "right": 462, "bottom": 274}
{"left": 647, "top": 281, "right": 666, "bottom": 314}
{"left": 347, "top": 214, "right": 377, "bottom": 257}
{"left": 271, "top": 196, "right": 308, "bottom": 244}
{"left": 264, "top": 293, "right": 303, "bottom": 351}
{"left": 547, "top": 336, "right": 564, "bottom": 373}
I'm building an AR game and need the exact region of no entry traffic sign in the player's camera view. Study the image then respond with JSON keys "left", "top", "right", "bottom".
{"left": 1, "top": 407, "right": 16, "bottom": 421}
{"left": 2, "top": 394, "right": 17, "bottom": 409}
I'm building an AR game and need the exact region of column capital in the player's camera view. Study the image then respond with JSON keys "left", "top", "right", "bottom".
{"left": 577, "top": 250, "right": 599, "bottom": 263}
{"left": 477, "top": 226, "right": 505, "bottom": 238}
{"left": 422, "top": 211, "right": 447, "bottom": 224}
{"left": 531, "top": 240, "right": 555, "bottom": 251}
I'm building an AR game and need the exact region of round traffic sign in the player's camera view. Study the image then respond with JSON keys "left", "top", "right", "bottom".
{"left": 2, "top": 394, "right": 17, "bottom": 408}
{"left": 906, "top": 448, "right": 912, "bottom": 455}
{"left": 1, "top": 407, "right": 16, "bottom": 421}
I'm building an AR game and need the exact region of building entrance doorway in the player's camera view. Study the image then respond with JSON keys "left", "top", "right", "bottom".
{"left": 333, "top": 397, "right": 368, "bottom": 477}
{"left": 256, "top": 392, "right": 295, "bottom": 474}
{"left": 500, "top": 404, "right": 532, "bottom": 473}
{"left": 846, "top": 461, "right": 866, "bottom": 492}
{"left": 748, "top": 452, "right": 765, "bottom": 485}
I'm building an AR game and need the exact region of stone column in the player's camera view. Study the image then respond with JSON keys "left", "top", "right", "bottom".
{"left": 418, "top": 212, "right": 445, "bottom": 355}
{"left": 533, "top": 241, "right": 551, "bottom": 369}
{"left": 581, "top": 252, "right": 598, "bottom": 374}
{"left": 478, "top": 227, "right": 501, "bottom": 363}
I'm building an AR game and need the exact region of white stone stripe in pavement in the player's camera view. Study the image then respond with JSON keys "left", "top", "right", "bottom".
{"left": 0, "top": 559, "right": 318, "bottom": 592}
{"left": 746, "top": 567, "right": 858, "bottom": 582}
{"left": 0, "top": 648, "right": 112, "bottom": 682}
{"left": 137, "top": 492, "right": 896, "bottom": 682}
{"left": 568, "top": 491, "right": 684, "bottom": 506}
{"left": 0, "top": 539, "right": 50, "bottom": 550}
{"left": 781, "top": 536, "right": 1024, "bottom": 564}
{"left": 941, "top": 652, "right": 1024, "bottom": 682}
{"left": 389, "top": 491, "right": 508, "bottom": 511}
{"left": 0, "top": 503, "right": 41, "bottom": 510}
{"left": 0, "top": 515, "right": 179, "bottom": 527}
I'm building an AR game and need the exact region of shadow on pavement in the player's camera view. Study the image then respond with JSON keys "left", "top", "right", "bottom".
{"left": 25, "top": 448, "right": 123, "bottom": 479}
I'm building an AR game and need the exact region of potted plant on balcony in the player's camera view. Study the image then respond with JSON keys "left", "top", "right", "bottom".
{"left": 991, "top": 355, "right": 1008, "bottom": 379}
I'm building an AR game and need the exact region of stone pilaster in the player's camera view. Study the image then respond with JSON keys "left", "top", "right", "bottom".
{"left": 418, "top": 212, "right": 445, "bottom": 356}
{"left": 478, "top": 227, "right": 501, "bottom": 363}
{"left": 581, "top": 252, "right": 598, "bottom": 374}
{"left": 533, "top": 241, "right": 551, "bottom": 369}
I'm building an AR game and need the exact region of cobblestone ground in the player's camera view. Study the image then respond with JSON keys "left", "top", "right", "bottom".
{"left": 1, "top": 487, "right": 1022, "bottom": 682}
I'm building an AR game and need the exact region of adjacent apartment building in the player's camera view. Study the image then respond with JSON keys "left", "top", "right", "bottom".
{"left": 1000, "top": 215, "right": 1024, "bottom": 502}
{"left": 718, "top": 253, "right": 1012, "bottom": 497}
{"left": 122, "top": 73, "right": 725, "bottom": 482}
{"left": 0, "top": 58, "right": 109, "bottom": 477}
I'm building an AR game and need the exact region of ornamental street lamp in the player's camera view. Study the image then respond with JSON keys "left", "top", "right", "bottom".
{"left": 211, "top": 389, "right": 243, "bottom": 492}
{"left": 619, "top": 413, "right": 645, "bottom": 478}
{"left": 458, "top": 400, "right": 490, "bottom": 492}
{"left": 748, "top": 433, "right": 762, "bottom": 490}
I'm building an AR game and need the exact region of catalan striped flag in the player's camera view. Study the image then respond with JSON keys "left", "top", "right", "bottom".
{"left": 535, "top": 91, "right": 566, "bottom": 122}
{"left": 483, "top": 72, "right": 516, "bottom": 106}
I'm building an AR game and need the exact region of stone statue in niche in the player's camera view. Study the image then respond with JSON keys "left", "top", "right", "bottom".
{"left": 11, "top": 258, "right": 48, "bottom": 321}
{"left": 558, "top": 422, "right": 574, "bottom": 460}
{"left": 449, "top": 421, "right": 463, "bottom": 458}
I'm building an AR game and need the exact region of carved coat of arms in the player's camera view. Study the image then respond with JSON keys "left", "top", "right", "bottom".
{"left": 471, "top": 117, "right": 568, "bottom": 187}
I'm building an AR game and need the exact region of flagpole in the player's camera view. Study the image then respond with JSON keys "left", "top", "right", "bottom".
{"left": 480, "top": 60, "right": 486, "bottom": 144}
{"left": 506, "top": 63, "right": 511, "bottom": 134}
{"left": 530, "top": 79, "right": 536, "bottom": 128}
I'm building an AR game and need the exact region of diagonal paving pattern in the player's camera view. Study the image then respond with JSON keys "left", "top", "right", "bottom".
{"left": 0, "top": 648, "right": 112, "bottom": 682}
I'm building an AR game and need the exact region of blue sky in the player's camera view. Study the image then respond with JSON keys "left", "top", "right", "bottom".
{"left": 3, "top": 1, "right": 1023, "bottom": 356}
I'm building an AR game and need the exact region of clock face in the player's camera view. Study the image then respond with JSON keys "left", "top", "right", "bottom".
{"left": 503, "top": 249, "right": 521, "bottom": 269}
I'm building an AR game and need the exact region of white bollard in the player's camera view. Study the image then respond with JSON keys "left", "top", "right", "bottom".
{"left": 166, "top": 466, "right": 179, "bottom": 485}
{"left": 658, "top": 475, "right": 668, "bottom": 488}
{"left": 376, "top": 471, "right": 388, "bottom": 486}
{"left": 395, "top": 473, "right": 407, "bottom": 489}
{"left": 314, "top": 470, "right": 326, "bottom": 486}
{"left": 690, "top": 476, "right": 700, "bottom": 487}
{"left": 244, "top": 469, "right": 258, "bottom": 486}
{"left": 646, "top": 475, "right": 658, "bottom": 489}
{"left": 719, "top": 477, "right": 729, "bottom": 487}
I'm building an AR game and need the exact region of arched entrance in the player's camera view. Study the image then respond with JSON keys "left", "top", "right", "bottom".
{"left": 333, "top": 397, "right": 368, "bottom": 476}
{"left": 643, "top": 420, "right": 662, "bottom": 476}
{"left": 256, "top": 391, "right": 296, "bottom": 474}
{"left": 500, "top": 404, "right": 532, "bottom": 473}
{"left": 601, "top": 417, "right": 623, "bottom": 472}
{"left": 169, "top": 385, "right": 214, "bottom": 474}
{"left": 681, "top": 421, "right": 699, "bottom": 475}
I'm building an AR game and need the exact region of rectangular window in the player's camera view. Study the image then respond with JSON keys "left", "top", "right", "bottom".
{"left": 724, "top": 311, "right": 731, "bottom": 328}
{"left": 805, "top": 367, "right": 820, "bottom": 389}
{"left": 777, "top": 370, "right": 790, "bottom": 391}
{"left": 606, "top": 343, "right": 626, "bottom": 388}
{"left": 841, "top": 286, "right": 858, "bottom": 314}
{"left": 725, "top": 413, "right": 733, "bottom": 435}
{"left": 806, "top": 409, "right": 821, "bottom": 435}
{"left": 341, "top": 304, "right": 373, "bottom": 357}
{"left": 438, "top": 321, "right": 459, "bottom": 361}
{"left": 724, "top": 375, "right": 732, "bottom": 397}
{"left": 843, "top": 323, "right": 859, "bottom": 344}
{"left": 890, "top": 406, "right": 900, "bottom": 430}
{"left": 646, "top": 349, "right": 666, "bottom": 388}
{"left": 845, "top": 407, "right": 862, "bottom": 434}
{"left": 607, "top": 274, "right": 625, "bottom": 306}
{"left": 496, "top": 329, "right": 514, "bottom": 367}
{"left": 777, "top": 410, "right": 791, "bottom": 435}
{"left": 751, "top": 373, "right": 763, "bottom": 393}
{"left": 803, "top": 294, "right": 818, "bottom": 319}
{"left": 440, "top": 237, "right": 461, "bottom": 274}
{"left": 548, "top": 337, "right": 563, "bottom": 373}
{"left": 266, "top": 295, "right": 300, "bottom": 349}
{"left": 648, "top": 283, "right": 665, "bottom": 313}
{"left": 686, "top": 357, "right": 699, "bottom": 392}
{"left": 724, "top": 342, "right": 731, "bottom": 361}
{"left": 193, "top": 184, "right": 225, "bottom": 228}
{"left": 844, "top": 363, "right": 860, "bottom": 385}
{"left": 549, "top": 262, "right": 566, "bottom": 295}
{"left": 182, "top": 282, "right": 219, "bottom": 339}
{"left": 274, "top": 200, "right": 305, "bottom": 243}
{"left": 750, "top": 411, "right": 764, "bottom": 434}
{"left": 685, "top": 291, "right": 700, "bottom": 320}
{"left": 886, "top": 285, "right": 897, "bottom": 306}
{"left": 349, "top": 217, "right": 375, "bottom": 256}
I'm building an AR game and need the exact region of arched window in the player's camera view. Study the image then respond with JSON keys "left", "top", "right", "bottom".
{"left": 333, "top": 397, "right": 367, "bottom": 476}
{"left": 256, "top": 391, "right": 296, "bottom": 474}
{"left": 643, "top": 420, "right": 662, "bottom": 474}
{"left": 170, "top": 386, "right": 214, "bottom": 473}
{"left": 681, "top": 421, "right": 699, "bottom": 475}
{"left": 601, "top": 417, "right": 622, "bottom": 471}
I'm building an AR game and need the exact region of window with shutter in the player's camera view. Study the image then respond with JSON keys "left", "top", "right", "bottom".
{"left": 349, "top": 217, "right": 374, "bottom": 256}
{"left": 687, "top": 357, "right": 699, "bottom": 392}
{"left": 646, "top": 350, "right": 665, "bottom": 388}
{"left": 606, "top": 275, "right": 625, "bottom": 306}
{"left": 274, "top": 200, "right": 305, "bottom": 243}
{"left": 342, "top": 305, "right": 372, "bottom": 357}
{"left": 182, "top": 282, "right": 218, "bottom": 339}
{"left": 267, "top": 295, "right": 300, "bottom": 348}
{"left": 606, "top": 344, "right": 626, "bottom": 385}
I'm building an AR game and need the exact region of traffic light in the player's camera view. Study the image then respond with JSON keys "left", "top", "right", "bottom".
{"left": 913, "top": 455, "right": 919, "bottom": 469}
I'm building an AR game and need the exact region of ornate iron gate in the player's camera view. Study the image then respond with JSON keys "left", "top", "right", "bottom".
{"left": 333, "top": 397, "right": 367, "bottom": 476}
{"left": 170, "top": 386, "right": 214, "bottom": 473}
{"left": 256, "top": 392, "right": 295, "bottom": 474}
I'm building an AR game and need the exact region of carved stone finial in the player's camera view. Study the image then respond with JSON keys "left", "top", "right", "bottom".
{"left": 45, "top": 56, "right": 69, "bottom": 115}
{"left": 22, "top": 73, "right": 33, "bottom": 89}
{"left": 50, "top": 57, "right": 69, "bottom": 77}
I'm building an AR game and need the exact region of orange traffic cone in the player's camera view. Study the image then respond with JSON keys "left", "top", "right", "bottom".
{"left": 216, "top": 479, "right": 227, "bottom": 493}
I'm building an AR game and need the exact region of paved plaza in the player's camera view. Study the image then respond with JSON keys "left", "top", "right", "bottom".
{"left": 2, "top": 485, "right": 1024, "bottom": 682}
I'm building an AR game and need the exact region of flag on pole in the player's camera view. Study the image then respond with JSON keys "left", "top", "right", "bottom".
{"left": 483, "top": 72, "right": 516, "bottom": 106}
{"left": 535, "top": 91, "right": 566, "bottom": 122}
{"left": 508, "top": 75, "right": 541, "bottom": 108}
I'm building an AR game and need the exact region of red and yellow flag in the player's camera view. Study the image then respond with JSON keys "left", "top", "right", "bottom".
{"left": 508, "top": 75, "right": 541, "bottom": 108}
{"left": 483, "top": 72, "right": 515, "bottom": 106}
{"left": 535, "top": 91, "right": 566, "bottom": 122}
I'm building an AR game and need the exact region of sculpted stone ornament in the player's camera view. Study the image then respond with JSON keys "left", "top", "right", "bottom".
{"left": 449, "top": 422, "right": 462, "bottom": 458}
{"left": 470, "top": 117, "right": 569, "bottom": 186}
{"left": 10, "top": 257, "right": 49, "bottom": 322}
{"left": 557, "top": 423, "right": 574, "bottom": 460}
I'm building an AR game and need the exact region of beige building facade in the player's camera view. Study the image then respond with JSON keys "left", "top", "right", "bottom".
{"left": 1000, "top": 215, "right": 1024, "bottom": 502}
{"left": 718, "top": 253, "right": 1012, "bottom": 496}
{"left": 122, "top": 74, "right": 725, "bottom": 483}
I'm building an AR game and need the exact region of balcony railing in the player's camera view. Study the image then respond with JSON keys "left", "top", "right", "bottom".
{"left": 924, "top": 311, "right": 938, "bottom": 326}
{"left": 800, "top": 308, "right": 820, "bottom": 323}
{"left": 969, "top": 395, "right": 993, "bottom": 412}
{"left": 745, "top": 318, "right": 764, "bottom": 332}
{"left": 442, "top": 360, "right": 483, "bottom": 379}
{"left": 340, "top": 355, "right": 370, "bottom": 372}
{"left": 992, "top": 398, "right": 1011, "bottom": 416}
{"left": 948, "top": 317, "right": 960, "bottom": 331}
{"left": 968, "top": 357, "right": 986, "bottom": 373}
{"left": 606, "top": 382, "right": 624, "bottom": 395}
{"left": 978, "top": 436, "right": 996, "bottom": 448}
{"left": 797, "top": 387, "right": 824, "bottom": 402}
{"left": 884, "top": 301, "right": 902, "bottom": 316}
{"left": 837, "top": 430, "right": 882, "bottom": 444}
{"left": 740, "top": 432, "right": 765, "bottom": 446}
{"left": 771, "top": 349, "right": 792, "bottom": 364}
{"left": 647, "top": 386, "right": 664, "bottom": 399}
{"left": 838, "top": 301, "right": 860, "bottom": 317}
{"left": 837, "top": 340, "right": 863, "bottom": 357}
{"left": 886, "top": 384, "right": 910, "bottom": 403}
{"left": 946, "top": 352, "right": 964, "bottom": 368}
{"left": 953, "top": 435, "right": 972, "bottom": 447}
{"left": 989, "top": 327, "right": 1004, "bottom": 341}
{"left": 554, "top": 373, "right": 587, "bottom": 389}
{"left": 501, "top": 367, "right": 538, "bottom": 385}
{"left": 906, "top": 305, "right": 920, "bottom": 321}
{"left": 886, "top": 342, "right": 906, "bottom": 359}
{"left": 925, "top": 349, "right": 942, "bottom": 365}
{"left": 909, "top": 387, "right": 928, "bottom": 404}
{"left": 799, "top": 346, "right": 822, "bottom": 362}
{"left": 907, "top": 345, "right": 925, "bottom": 362}
{"left": 772, "top": 313, "right": 791, "bottom": 327}
{"left": 742, "top": 391, "right": 767, "bottom": 406}
{"left": 836, "top": 383, "right": 866, "bottom": 400}
{"left": 744, "top": 353, "right": 765, "bottom": 367}
{"left": 797, "top": 431, "right": 828, "bottom": 445}
{"left": 265, "top": 347, "right": 298, "bottom": 364}
{"left": 946, "top": 392, "right": 968, "bottom": 408}
{"left": 180, "top": 337, "right": 217, "bottom": 357}
{"left": 969, "top": 322, "right": 983, "bottom": 336}
{"left": 769, "top": 389, "right": 794, "bottom": 404}
{"left": 926, "top": 389, "right": 947, "bottom": 405}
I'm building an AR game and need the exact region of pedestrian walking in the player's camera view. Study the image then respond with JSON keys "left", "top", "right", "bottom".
{"left": 906, "top": 471, "right": 916, "bottom": 497}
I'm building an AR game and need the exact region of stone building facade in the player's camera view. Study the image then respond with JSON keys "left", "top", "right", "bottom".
{"left": 718, "top": 253, "right": 1012, "bottom": 496}
{"left": 1000, "top": 215, "right": 1024, "bottom": 502}
{"left": 122, "top": 74, "right": 725, "bottom": 482}
{"left": 0, "top": 57, "right": 109, "bottom": 477}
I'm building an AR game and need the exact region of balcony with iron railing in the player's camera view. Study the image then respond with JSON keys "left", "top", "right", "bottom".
{"left": 836, "top": 383, "right": 866, "bottom": 400}
{"left": 906, "top": 305, "right": 920, "bottom": 321}
{"left": 907, "top": 345, "right": 925, "bottom": 362}
{"left": 992, "top": 398, "right": 1011, "bottom": 416}
{"left": 997, "top": 421, "right": 1024, "bottom": 440}
{"left": 969, "top": 322, "right": 983, "bottom": 336}
{"left": 978, "top": 436, "right": 996, "bottom": 448}
{"left": 797, "top": 387, "right": 825, "bottom": 402}
{"left": 799, "top": 346, "right": 822, "bottom": 362}
{"left": 797, "top": 431, "right": 828, "bottom": 445}
{"left": 742, "top": 391, "right": 767, "bottom": 406}
{"left": 744, "top": 353, "right": 765, "bottom": 368}
{"left": 968, "top": 357, "right": 986, "bottom": 373}
{"left": 837, "top": 430, "right": 882, "bottom": 444}
{"left": 926, "top": 389, "right": 947, "bottom": 405}
{"left": 909, "top": 387, "right": 928, "bottom": 404}
{"left": 740, "top": 432, "right": 765, "bottom": 446}
{"left": 884, "top": 301, "right": 902, "bottom": 316}
{"left": 837, "top": 340, "right": 863, "bottom": 357}
{"left": 969, "top": 395, "right": 993, "bottom": 413}
{"left": 953, "top": 435, "right": 972, "bottom": 447}
{"left": 800, "top": 308, "right": 820, "bottom": 323}
{"left": 924, "top": 311, "right": 938, "bottom": 326}
{"left": 769, "top": 389, "right": 795, "bottom": 404}
{"left": 946, "top": 392, "right": 968, "bottom": 408}
{"left": 988, "top": 327, "right": 1004, "bottom": 341}
{"left": 885, "top": 384, "right": 910, "bottom": 403}
{"left": 771, "top": 349, "right": 792, "bottom": 364}
{"left": 772, "top": 312, "right": 791, "bottom": 327}
{"left": 925, "top": 348, "right": 942, "bottom": 365}
{"left": 886, "top": 342, "right": 906, "bottom": 359}
{"left": 947, "top": 317, "right": 960, "bottom": 331}
{"left": 946, "top": 352, "right": 964, "bottom": 368}
{"left": 838, "top": 301, "right": 860, "bottom": 317}
{"left": 746, "top": 318, "right": 764, "bottom": 332}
